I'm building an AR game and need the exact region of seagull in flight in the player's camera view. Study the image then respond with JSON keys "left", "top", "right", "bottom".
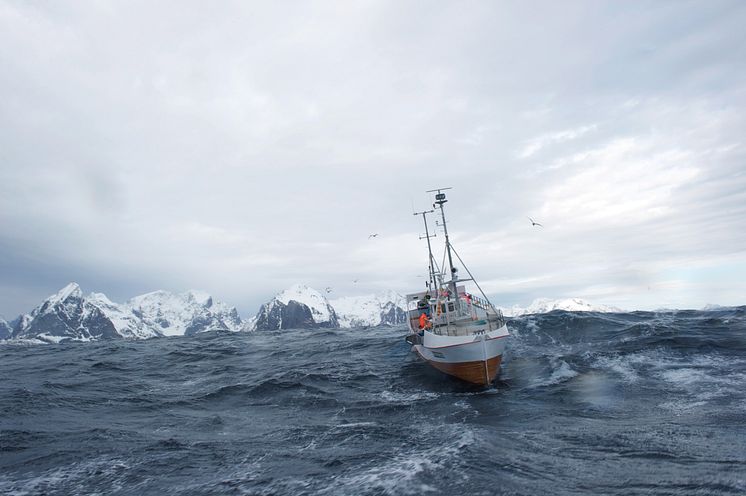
{"left": 353, "top": 279, "right": 359, "bottom": 283}
{"left": 528, "top": 217, "right": 543, "bottom": 227}
{"left": 368, "top": 233, "right": 379, "bottom": 239}
{"left": 325, "top": 287, "right": 332, "bottom": 294}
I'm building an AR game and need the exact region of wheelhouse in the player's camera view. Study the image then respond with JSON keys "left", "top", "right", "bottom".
{"left": 406, "top": 285, "right": 505, "bottom": 337}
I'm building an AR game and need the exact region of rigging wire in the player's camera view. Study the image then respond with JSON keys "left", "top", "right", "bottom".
{"left": 449, "top": 244, "right": 503, "bottom": 319}
{"left": 439, "top": 247, "right": 447, "bottom": 288}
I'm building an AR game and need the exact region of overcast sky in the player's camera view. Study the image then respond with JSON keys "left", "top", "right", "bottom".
{"left": 1, "top": 0, "right": 745, "bottom": 318}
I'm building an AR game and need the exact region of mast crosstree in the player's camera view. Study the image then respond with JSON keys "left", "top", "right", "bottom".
{"left": 413, "top": 209, "right": 437, "bottom": 292}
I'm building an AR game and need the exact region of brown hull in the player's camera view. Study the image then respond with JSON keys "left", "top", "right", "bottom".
{"left": 418, "top": 351, "right": 503, "bottom": 386}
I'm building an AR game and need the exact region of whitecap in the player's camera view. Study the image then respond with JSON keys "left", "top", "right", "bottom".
{"left": 378, "top": 390, "right": 440, "bottom": 404}
{"left": 531, "top": 358, "right": 578, "bottom": 388}
{"left": 660, "top": 368, "right": 710, "bottom": 386}
{"left": 590, "top": 354, "right": 639, "bottom": 383}
{"left": 658, "top": 399, "right": 708, "bottom": 415}
{"left": 320, "top": 426, "right": 475, "bottom": 495}
{"left": 333, "top": 421, "right": 378, "bottom": 429}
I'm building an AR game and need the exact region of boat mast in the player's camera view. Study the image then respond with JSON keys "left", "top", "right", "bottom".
{"left": 428, "top": 187, "right": 456, "bottom": 293}
{"left": 414, "top": 209, "right": 437, "bottom": 292}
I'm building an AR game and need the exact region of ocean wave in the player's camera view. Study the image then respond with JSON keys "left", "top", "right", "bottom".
{"left": 1, "top": 309, "right": 745, "bottom": 495}
{"left": 321, "top": 427, "right": 475, "bottom": 496}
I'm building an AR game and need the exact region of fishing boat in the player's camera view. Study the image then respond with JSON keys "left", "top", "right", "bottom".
{"left": 405, "top": 188, "right": 509, "bottom": 385}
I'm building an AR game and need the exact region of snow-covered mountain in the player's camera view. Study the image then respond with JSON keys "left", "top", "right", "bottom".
{"left": 250, "top": 290, "right": 615, "bottom": 327}
{"left": 85, "top": 292, "right": 161, "bottom": 340}
{"left": 251, "top": 284, "right": 339, "bottom": 331}
{"left": 248, "top": 285, "right": 407, "bottom": 330}
{"left": 702, "top": 304, "right": 724, "bottom": 311}
{"left": 501, "top": 298, "right": 622, "bottom": 317}
{"left": 6, "top": 283, "right": 243, "bottom": 343}
{"left": 0, "top": 282, "right": 630, "bottom": 342}
{"left": 129, "top": 290, "right": 242, "bottom": 336}
{"left": 330, "top": 290, "right": 406, "bottom": 328}
{"left": 2, "top": 282, "right": 408, "bottom": 341}
{"left": 10, "top": 283, "right": 126, "bottom": 343}
{"left": 0, "top": 318, "right": 12, "bottom": 340}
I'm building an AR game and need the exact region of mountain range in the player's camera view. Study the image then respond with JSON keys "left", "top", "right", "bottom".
{"left": 1, "top": 282, "right": 630, "bottom": 343}
{"left": 498, "top": 298, "right": 622, "bottom": 317}
{"left": 2, "top": 283, "right": 244, "bottom": 343}
{"left": 0, "top": 283, "right": 409, "bottom": 343}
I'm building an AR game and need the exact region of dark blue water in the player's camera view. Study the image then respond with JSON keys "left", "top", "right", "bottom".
{"left": 2, "top": 308, "right": 746, "bottom": 495}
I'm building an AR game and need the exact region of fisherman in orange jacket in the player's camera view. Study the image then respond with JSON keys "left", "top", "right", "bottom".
{"left": 418, "top": 312, "right": 431, "bottom": 330}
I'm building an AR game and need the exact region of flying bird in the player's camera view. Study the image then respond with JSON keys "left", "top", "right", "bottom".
{"left": 325, "top": 287, "right": 332, "bottom": 293}
{"left": 368, "top": 233, "right": 379, "bottom": 239}
{"left": 528, "top": 217, "right": 543, "bottom": 227}
{"left": 353, "top": 279, "right": 359, "bottom": 283}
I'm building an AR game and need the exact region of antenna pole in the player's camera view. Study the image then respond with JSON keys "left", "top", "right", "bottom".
{"left": 428, "top": 188, "right": 456, "bottom": 292}
{"left": 414, "top": 209, "right": 437, "bottom": 292}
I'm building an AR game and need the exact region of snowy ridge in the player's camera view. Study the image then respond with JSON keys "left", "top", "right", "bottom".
{"left": 702, "top": 304, "right": 724, "bottom": 311}
{"left": 9, "top": 283, "right": 121, "bottom": 343}
{"left": 2, "top": 283, "right": 635, "bottom": 342}
{"left": 273, "top": 284, "right": 335, "bottom": 325}
{"left": 501, "top": 298, "right": 623, "bottom": 317}
{"left": 250, "top": 284, "right": 339, "bottom": 331}
{"left": 46, "top": 282, "right": 83, "bottom": 308}
{"left": 331, "top": 290, "right": 406, "bottom": 328}
{"left": 128, "top": 290, "right": 242, "bottom": 336}
{"left": 87, "top": 292, "right": 159, "bottom": 339}
{"left": 248, "top": 285, "right": 406, "bottom": 331}
{"left": 0, "top": 318, "right": 11, "bottom": 340}
{"left": 5, "top": 283, "right": 243, "bottom": 342}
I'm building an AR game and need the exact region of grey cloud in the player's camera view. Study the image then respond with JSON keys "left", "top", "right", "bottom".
{"left": 1, "top": 1, "right": 745, "bottom": 317}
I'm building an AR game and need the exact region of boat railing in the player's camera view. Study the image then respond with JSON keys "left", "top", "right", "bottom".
{"left": 453, "top": 296, "right": 502, "bottom": 321}
{"left": 407, "top": 296, "right": 505, "bottom": 336}
{"left": 429, "top": 297, "right": 506, "bottom": 335}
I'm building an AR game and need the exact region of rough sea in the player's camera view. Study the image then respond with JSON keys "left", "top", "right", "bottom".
{"left": 2, "top": 308, "right": 745, "bottom": 495}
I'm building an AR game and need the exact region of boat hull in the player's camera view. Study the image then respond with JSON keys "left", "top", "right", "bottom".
{"left": 418, "top": 352, "right": 503, "bottom": 385}
{"left": 411, "top": 324, "right": 509, "bottom": 386}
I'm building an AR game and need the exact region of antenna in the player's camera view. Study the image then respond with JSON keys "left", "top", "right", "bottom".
{"left": 427, "top": 188, "right": 456, "bottom": 289}
{"left": 426, "top": 187, "right": 452, "bottom": 208}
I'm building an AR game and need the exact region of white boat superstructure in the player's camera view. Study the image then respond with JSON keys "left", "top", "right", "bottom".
{"left": 405, "top": 188, "right": 509, "bottom": 385}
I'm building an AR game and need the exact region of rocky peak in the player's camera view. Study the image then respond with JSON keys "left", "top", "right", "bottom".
{"left": 250, "top": 284, "right": 339, "bottom": 331}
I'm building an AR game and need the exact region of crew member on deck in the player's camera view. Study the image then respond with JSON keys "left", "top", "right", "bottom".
{"left": 418, "top": 312, "right": 432, "bottom": 330}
